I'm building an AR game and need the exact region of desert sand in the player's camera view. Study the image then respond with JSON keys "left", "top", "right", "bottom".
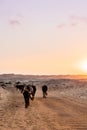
{"left": 0, "top": 78, "right": 87, "bottom": 130}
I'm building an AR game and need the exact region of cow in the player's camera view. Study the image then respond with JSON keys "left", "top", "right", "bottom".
{"left": 42, "top": 85, "right": 48, "bottom": 98}
{"left": 15, "top": 82, "right": 25, "bottom": 93}
{"left": 22, "top": 85, "right": 32, "bottom": 108}
{"left": 31, "top": 85, "right": 36, "bottom": 100}
{"left": 15, "top": 82, "right": 36, "bottom": 108}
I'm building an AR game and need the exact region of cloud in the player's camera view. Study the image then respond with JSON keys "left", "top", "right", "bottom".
{"left": 57, "top": 22, "right": 78, "bottom": 29}
{"left": 9, "top": 19, "right": 21, "bottom": 26}
{"left": 57, "top": 15, "right": 87, "bottom": 29}
{"left": 70, "top": 22, "right": 78, "bottom": 27}
{"left": 57, "top": 23, "right": 66, "bottom": 29}
{"left": 70, "top": 15, "right": 87, "bottom": 24}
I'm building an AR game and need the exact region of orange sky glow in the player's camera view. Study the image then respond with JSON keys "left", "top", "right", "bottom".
{"left": 0, "top": 0, "right": 87, "bottom": 75}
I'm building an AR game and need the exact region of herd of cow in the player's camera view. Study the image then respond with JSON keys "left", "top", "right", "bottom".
{"left": 15, "top": 82, "right": 48, "bottom": 108}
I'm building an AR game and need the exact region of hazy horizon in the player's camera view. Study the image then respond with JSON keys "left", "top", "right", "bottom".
{"left": 0, "top": 0, "right": 87, "bottom": 75}
{"left": 1, "top": 73, "right": 87, "bottom": 76}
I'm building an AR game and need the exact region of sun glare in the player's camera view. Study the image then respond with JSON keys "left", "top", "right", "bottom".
{"left": 78, "top": 59, "right": 87, "bottom": 73}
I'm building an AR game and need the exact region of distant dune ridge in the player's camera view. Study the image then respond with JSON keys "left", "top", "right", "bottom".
{"left": 0, "top": 73, "right": 87, "bottom": 80}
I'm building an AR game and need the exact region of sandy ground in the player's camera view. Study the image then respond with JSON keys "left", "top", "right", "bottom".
{"left": 0, "top": 79, "right": 87, "bottom": 130}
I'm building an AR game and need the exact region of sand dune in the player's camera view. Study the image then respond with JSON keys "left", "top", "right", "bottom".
{"left": 0, "top": 78, "right": 87, "bottom": 130}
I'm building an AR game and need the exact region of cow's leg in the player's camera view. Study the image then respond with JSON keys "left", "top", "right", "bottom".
{"left": 24, "top": 98, "right": 27, "bottom": 108}
{"left": 26, "top": 97, "right": 29, "bottom": 107}
{"left": 43, "top": 92, "right": 46, "bottom": 98}
{"left": 24, "top": 97, "right": 29, "bottom": 108}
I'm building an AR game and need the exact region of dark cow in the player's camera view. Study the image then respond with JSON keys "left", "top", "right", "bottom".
{"left": 42, "top": 85, "right": 48, "bottom": 98}
{"left": 31, "top": 85, "right": 36, "bottom": 100}
{"left": 23, "top": 85, "right": 32, "bottom": 108}
{"left": 23, "top": 89, "right": 29, "bottom": 108}
{"left": 15, "top": 82, "right": 36, "bottom": 108}
{"left": 15, "top": 83, "right": 25, "bottom": 93}
{"left": 26, "top": 84, "right": 36, "bottom": 100}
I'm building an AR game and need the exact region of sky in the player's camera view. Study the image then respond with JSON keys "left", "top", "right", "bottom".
{"left": 0, "top": 0, "right": 87, "bottom": 75}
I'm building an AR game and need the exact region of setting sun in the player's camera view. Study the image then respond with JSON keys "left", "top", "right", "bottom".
{"left": 78, "top": 59, "right": 87, "bottom": 73}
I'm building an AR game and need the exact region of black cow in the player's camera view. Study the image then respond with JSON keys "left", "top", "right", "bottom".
{"left": 26, "top": 85, "right": 36, "bottom": 100}
{"left": 31, "top": 85, "right": 36, "bottom": 100}
{"left": 23, "top": 85, "right": 32, "bottom": 108}
{"left": 42, "top": 85, "right": 48, "bottom": 98}
{"left": 15, "top": 83, "right": 25, "bottom": 93}
{"left": 23, "top": 89, "right": 29, "bottom": 108}
{"left": 15, "top": 82, "right": 36, "bottom": 108}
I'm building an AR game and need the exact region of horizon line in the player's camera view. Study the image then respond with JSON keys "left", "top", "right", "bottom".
{"left": 0, "top": 73, "right": 87, "bottom": 76}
